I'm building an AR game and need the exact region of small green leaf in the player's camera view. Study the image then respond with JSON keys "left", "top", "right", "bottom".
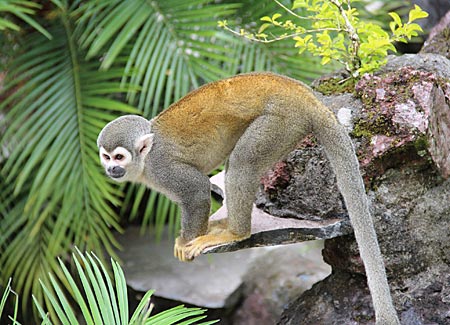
{"left": 294, "top": 39, "right": 305, "bottom": 48}
{"left": 272, "top": 13, "right": 282, "bottom": 21}
{"left": 292, "top": 0, "right": 309, "bottom": 10}
{"left": 389, "top": 21, "right": 397, "bottom": 33}
{"left": 317, "top": 31, "right": 331, "bottom": 46}
{"left": 217, "top": 20, "right": 227, "bottom": 28}
{"left": 258, "top": 23, "right": 272, "bottom": 34}
{"left": 388, "top": 12, "right": 402, "bottom": 28}
{"left": 406, "top": 22, "right": 424, "bottom": 35}
{"left": 321, "top": 56, "right": 331, "bottom": 65}
{"left": 408, "top": 5, "right": 429, "bottom": 23}
{"left": 256, "top": 33, "right": 268, "bottom": 39}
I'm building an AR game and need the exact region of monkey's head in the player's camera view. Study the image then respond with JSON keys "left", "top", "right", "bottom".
{"left": 97, "top": 115, "right": 154, "bottom": 183}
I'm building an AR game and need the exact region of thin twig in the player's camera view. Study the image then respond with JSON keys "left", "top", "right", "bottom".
{"left": 222, "top": 25, "right": 341, "bottom": 44}
{"left": 273, "top": 0, "right": 331, "bottom": 21}
{"left": 329, "top": 0, "right": 361, "bottom": 70}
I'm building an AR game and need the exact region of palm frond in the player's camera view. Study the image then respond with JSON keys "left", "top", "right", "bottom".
{"left": 78, "top": 0, "right": 241, "bottom": 116}
{"left": 0, "top": 1, "right": 137, "bottom": 315}
{"left": 0, "top": 278, "right": 18, "bottom": 323}
{"left": 0, "top": 0, "right": 51, "bottom": 39}
{"left": 31, "top": 249, "right": 218, "bottom": 325}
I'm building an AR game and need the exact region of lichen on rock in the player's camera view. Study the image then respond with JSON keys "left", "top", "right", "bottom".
{"left": 352, "top": 64, "right": 450, "bottom": 179}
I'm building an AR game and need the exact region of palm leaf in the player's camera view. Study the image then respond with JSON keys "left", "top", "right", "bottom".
{"left": 78, "top": 0, "right": 241, "bottom": 116}
{"left": 0, "top": 279, "right": 15, "bottom": 322}
{"left": 0, "top": 0, "right": 136, "bottom": 315}
{"left": 0, "top": 0, "right": 51, "bottom": 38}
{"left": 31, "top": 249, "right": 218, "bottom": 325}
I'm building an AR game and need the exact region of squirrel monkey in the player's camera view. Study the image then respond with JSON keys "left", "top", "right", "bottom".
{"left": 97, "top": 72, "right": 399, "bottom": 324}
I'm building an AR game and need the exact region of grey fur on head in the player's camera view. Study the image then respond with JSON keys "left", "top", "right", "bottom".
{"left": 97, "top": 115, "right": 151, "bottom": 153}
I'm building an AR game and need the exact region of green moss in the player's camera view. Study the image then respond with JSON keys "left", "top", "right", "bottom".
{"left": 352, "top": 114, "right": 391, "bottom": 138}
{"left": 352, "top": 123, "right": 374, "bottom": 138}
{"left": 314, "top": 77, "right": 356, "bottom": 95}
{"left": 414, "top": 135, "right": 429, "bottom": 156}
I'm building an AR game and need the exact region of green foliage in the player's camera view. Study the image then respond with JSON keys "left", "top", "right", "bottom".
{"left": 219, "top": 0, "right": 428, "bottom": 76}
{"left": 77, "top": 0, "right": 240, "bottom": 116}
{"left": 1, "top": 0, "right": 131, "bottom": 315}
{"left": 0, "top": 278, "right": 19, "bottom": 324}
{"left": 0, "top": 0, "right": 51, "bottom": 38}
{"left": 1, "top": 250, "right": 217, "bottom": 324}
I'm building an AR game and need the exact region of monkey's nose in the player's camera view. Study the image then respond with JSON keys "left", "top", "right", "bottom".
{"left": 108, "top": 166, "right": 126, "bottom": 178}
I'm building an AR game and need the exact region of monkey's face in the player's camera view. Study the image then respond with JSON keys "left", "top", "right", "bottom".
{"left": 99, "top": 146, "right": 135, "bottom": 182}
{"left": 98, "top": 133, "right": 154, "bottom": 183}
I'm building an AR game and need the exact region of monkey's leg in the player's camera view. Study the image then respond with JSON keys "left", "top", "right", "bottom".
{"left": 185, "top": 114, "right": 304, "bottom": 259}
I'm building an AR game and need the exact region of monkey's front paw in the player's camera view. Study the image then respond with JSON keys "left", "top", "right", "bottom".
{"left": 174, "top": 237, "right": 194, "bottom": 262}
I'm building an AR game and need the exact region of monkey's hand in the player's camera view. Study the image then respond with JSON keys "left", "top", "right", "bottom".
{"left": 183, "top": 228, "right": 250, "bottom": 261}
{"left": 174, "top": 237, "right": 194, "bottom": 262}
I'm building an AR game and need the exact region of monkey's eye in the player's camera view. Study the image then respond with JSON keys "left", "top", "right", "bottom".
{"left": 115, "top": 154, "right": 124, "bottom": 161}
{"left": 103, "top": 154, "right": 111, "bottom": 161}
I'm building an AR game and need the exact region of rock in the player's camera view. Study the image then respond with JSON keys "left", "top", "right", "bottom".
{"left": 233, "top": 241, "right": 331, "bottom": 325}
{"left": 278, "top": 53, "right": 450, "bottom": 324}
{"left": 280, "top": 170, "right": 450, "bottom": 323}
{"left": 278, "top": 271, "right": 376, "bottom": 325}
{"left": 280, "top": 265, "right": 450, "bottom": 325}
{"left": 372, "top": 167, "right": 449, "bottom": 276}
{"left": 381, "top": 53, "right": 450, "bottom": 79}
{"left": 421, "top": 10, "right": 450, "bottom": 59}
{"left": 356, "top": 55, "right": 450, "bottom": 179}
{"left": 206, "top": 204, "right": 352, "bottom": 254}
{"left": 428, "top": 85, "right": 450, "bottom": 178}
{"left": 255, "top": 147, "right": 348, "bottom": 222}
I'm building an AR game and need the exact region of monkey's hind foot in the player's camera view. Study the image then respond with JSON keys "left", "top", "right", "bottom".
{"left": 184, "top": 229, "right": 250, "bottom": 260}
{"left": 174, "top": 237, "right": 194, "bottom": 262}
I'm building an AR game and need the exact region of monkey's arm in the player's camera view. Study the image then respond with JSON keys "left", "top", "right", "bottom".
{"left": 145, "top": 150, "right": 212, "bottom": 262}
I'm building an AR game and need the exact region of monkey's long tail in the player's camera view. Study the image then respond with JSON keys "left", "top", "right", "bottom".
{"left": 313, "top": 107, "right": 400, "bottom": 325}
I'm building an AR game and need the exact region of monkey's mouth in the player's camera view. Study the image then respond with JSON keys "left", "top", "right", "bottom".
{"left": 109, "top": 173, "right": 125, "bottom": 180}
{"left": 107, "top": 166, "right": 126, "bottom": 179}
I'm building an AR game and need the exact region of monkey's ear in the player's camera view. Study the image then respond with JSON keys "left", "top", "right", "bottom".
{"left": 135, "top": 134, "right": 154, "bottom": 157}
